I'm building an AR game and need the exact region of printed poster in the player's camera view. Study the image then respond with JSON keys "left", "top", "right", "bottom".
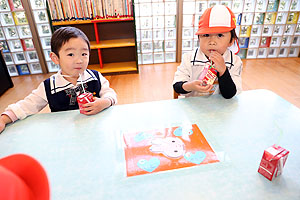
{"left": 123, "top": 124, "right": 219, "bottom": 177}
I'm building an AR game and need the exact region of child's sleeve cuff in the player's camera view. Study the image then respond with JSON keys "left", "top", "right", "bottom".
{"left": 1, "top": 110, "right": 18, "bottom": 122}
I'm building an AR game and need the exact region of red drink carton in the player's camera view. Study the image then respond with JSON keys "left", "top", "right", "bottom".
{"left": 199, "top": 63, "right": 217, "bottom": 86}
{"left": 258, "top": 145, "right": 289, "bottom": 181}
{"left": 77, "top": 92, "right": 94, "bottom": 114}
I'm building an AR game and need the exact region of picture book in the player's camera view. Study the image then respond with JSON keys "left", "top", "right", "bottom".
{"left": 123, "top": 124, "right": 219, "bottom": 177}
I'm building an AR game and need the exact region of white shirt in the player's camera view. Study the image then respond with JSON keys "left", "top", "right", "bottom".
{"left": 5, "top": 69, "right": 117, "bottom": 120}
{"left": 173, "top": 48, "right": 243, "bottom": 97}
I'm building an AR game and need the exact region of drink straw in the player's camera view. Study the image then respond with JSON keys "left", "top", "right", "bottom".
{"left": 79, "top": 73, "right": 86, "bottom": 93}
{"left": 79, "top": 73, "right": 91, "bottom": 103}
{"left": 62, "top": 73, "right": 91, "bottom": 103}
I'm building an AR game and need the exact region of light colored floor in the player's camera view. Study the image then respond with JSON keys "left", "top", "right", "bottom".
{"left": 1, "top": 58, "right": 300, "bottom": 115}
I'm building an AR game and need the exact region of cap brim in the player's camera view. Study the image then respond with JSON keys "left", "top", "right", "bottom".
{"left": 195, "top": 27, "right": 234, "bottom": 35}
{"left": 0, "top": 154, "right": 49, "bottom": 200}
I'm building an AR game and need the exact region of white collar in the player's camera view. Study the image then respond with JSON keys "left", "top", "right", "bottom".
{"left": 49, "top": 69, "right": 98, "bottom": 94}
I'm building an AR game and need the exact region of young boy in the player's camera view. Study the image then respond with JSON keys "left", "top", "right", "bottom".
{"left": 0, "top": 27, "right": 117, "bottom": 133}
{"left": 173, "top": 5, "right": 242, "bottom": 99}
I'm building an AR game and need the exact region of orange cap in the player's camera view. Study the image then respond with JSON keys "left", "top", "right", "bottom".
{"left": 196, "top": 5, "right": 236, "bottom": 35}
{"left": 0, "top": 154, "right": 50, "bottom": 200}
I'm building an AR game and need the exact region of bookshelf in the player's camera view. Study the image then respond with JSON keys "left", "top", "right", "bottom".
{"left": 48, "top": 0, "right": 138, "bottom": 75}
{"left": 0, "top": 0, "right": 56, "bottom": 77}
{"left": 177, "top": 0, "right": 300, "bottom": 60}
{"left": 135, "top": 0, "right": 300, "bottom": 64}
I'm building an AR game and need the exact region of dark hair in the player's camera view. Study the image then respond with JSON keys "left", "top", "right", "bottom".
{"left": 230, "top": 29, "right": 238, "bottom": 43}
{"left": 51, "top": 27, "right": 90, "bottom": 57}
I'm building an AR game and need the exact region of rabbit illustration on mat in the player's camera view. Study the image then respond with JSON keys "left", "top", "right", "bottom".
{"left": 149, "top": 137, "right": 185, "bottom": 158}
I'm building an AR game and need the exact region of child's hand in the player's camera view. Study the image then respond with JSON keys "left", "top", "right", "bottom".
{"left": 183, "top": 80, "right": 213, "bottom": 93}
{"left": 81, "top": 97, "right": 111, "bottom": 115}
{"left": 0, "top": 115, "right": 11, "bottom": 133}
{"left": 209, "top": 51, "right": 226, "bottom": 76}
{"left": 0, "top": 119, "right": 5, "bottom": 133}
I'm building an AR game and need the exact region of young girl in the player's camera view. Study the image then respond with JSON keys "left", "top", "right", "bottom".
{"left": 173, "top": 5, "right": 242, "bottom": 99}
{"left": 0, "top": 27, "right": 117, "bottom": 133}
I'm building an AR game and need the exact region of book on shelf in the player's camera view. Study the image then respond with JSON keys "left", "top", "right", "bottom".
{"left": 287, "top": 12, "right": 299, "bottom": 24}
{"left": 17, "top": 25, "right": 32, "bottom": 38}
{"left": 30, "top": 0, "right": 46, "bottom": 10}
{"left": 8, "top": 0, "right": 23, "bottom": 11}
{"left": 278, "top": 0, "right": 291, "bottom": 11}
{"left": 3, "top": 26, "right": 19, "bottom": 40}
{"left": 292, "top": 35, "right": 300, "bottom": 46}
{"left": 284, "top": 24, "right": 296, "bottom": 35}
{"left": 43, "top": 49, "right": 51, "bottom": 61}
{"left": 270, "top": 36, "right": 281, "bottom": 47}
{"left": 7, "top": 65, "right": 18, "bottom": 76}
{"left": 40, "top": 37, "right": 51, "bottom": 49}
{"left": 264, "top": 12, "right": 277, "bottom": 24}
{"left": 33, "top": 10, "right": 49, "bottom": 23}
{"left": 16, "top": 64, "right": 30, "bottom": 75}
{"left": 26, "top": 51, "right": 39, "bottom": 62}
{"left": 12, "top": 11, "right": 28, "bottom": 25}
{"left": 0, "top": 40, "right": 10, "bottom": 52}
{"left": 243, "top": 0, "right": 255, "bottom": 12}
{"left": 257, "top": 48, "right": 267, "bottom": 58}
{"left": 238, "top": 37, "right": 249, "bottom": 48}
{"left": 276, "top": 12, "right": 288, "bottom": 24}
{"left": 262, "top": 25, "right": 274, "bottom": 36}
{"left": 240, "top": 26, "right": 251, "bottom": 37}
{"left": 0, "top": 29, "right": 5, "bottom": 41}
{"left": 281, "top": 35, "right": 292, "bottom": 46}
{"left": 253, "top": 13, "right": 265, "bottom": 25}
{"left": 0, "top": 12, "right": 15, "bottom": 26}
{"left": 13, "top": 52, "right": 26, "bottom": 64}
{"left": 235, "top": 13, "right": 242, "bottom": 25}
{"left": 260, "top": 37, "right": 271, "bottom": 47}
{"left": 47, "top": 0, "right": 133, "bottom": 21}
{"left": 237, "top": 48, "right": 247, "bottom": 59}
{"left": 8, "top": 39, "right": 23, "bottom": 52}
{"left": 268, "top": 48, "right": 279, "bottom": 57}
{"left": 241, "top": 13, "right": 253, "bottom": 25}
{"left": 273, "top": 25, "right": 284, "bottom": 35}
{"left": 290, "top": 0, "right": 300, "bottom": 11}
{"left": 21, "top": 38, "right": 35, "bottom": 51}
{"left": 28, "top": 63, "right": 42, "bottom": 74}
{"left": 3, "top": 53, "right": 14, "bottom": 65}
{"left": 267, "top": 0, "right": 279, "bottom": 12}
{"left": 47, "top": 61, "right": 60, "bottom": 72}
{"left": 0, "top": 0, "right": 10, "bottom": 11}
{"left": 248, "top": 37, "right": 260, "bottom": 48}
{"left": 232, "top": 0, "right": 243, "bottom": 13}
{"left": 255, "top": 0, "right": 267, "bottom": 12}
{"left": 278, "top": 47, "right": 288, "bottom": 57}
{"left": 37, "top": 24, "right": 51, "bottom": 37}
{"left": 247, "top": 48, "right": 258, "bottom": 58}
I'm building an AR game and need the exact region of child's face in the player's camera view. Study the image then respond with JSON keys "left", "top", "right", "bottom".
{"left": 199, "top": 32, "right": 233, "bottom": 57}
{"left": 50, "top": 37, "right": 89, "bottom": 78}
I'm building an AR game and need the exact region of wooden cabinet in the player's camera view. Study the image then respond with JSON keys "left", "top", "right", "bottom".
{"left": 52, "top": 17, "right": 138, "bottom": 74}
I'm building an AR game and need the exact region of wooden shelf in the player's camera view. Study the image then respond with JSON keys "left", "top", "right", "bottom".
{"left": 52, "top": 20, "right": 93, "bottom": 26}
{"left": 90, "top": 38, "right": 135, "bottom": 49}
{"left": 88, "top": 61, "right": 137, "bottom": 74}
{"left": 52, "top": 16, "right": 137, "bottom": 75}
{"left": 52, "top": 17, "right": 134, "bottom": 26}
{"left": 91, "top": 17, "right": 134, "bottom": 23}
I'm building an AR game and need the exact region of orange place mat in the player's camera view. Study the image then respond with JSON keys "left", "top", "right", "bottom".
{"left": 123, "top": 124, "right": 219, "bottom": 177}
